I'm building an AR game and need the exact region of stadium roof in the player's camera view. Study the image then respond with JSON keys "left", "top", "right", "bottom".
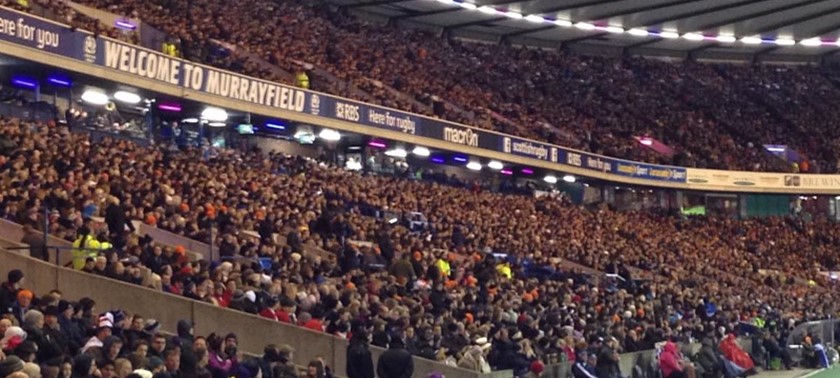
{"left": 328, "top": 0, "right": 840, "bottom": 63}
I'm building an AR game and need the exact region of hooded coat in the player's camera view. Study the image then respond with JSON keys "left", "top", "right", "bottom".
{"left": 659, "top": 342, "right": 683, "bottom": 378}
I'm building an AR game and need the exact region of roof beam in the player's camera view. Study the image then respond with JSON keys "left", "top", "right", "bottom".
{"left": 343, "top": 0, "right": 412, "bottom": 9}
{"left": 584, "top": 0, "right": 704, "bottom": 21}
{"left": 559, "top": 32, "right": 609, "bottom": 48}
{"left": 637, "top": 0, "right": 770, "bottom": 28}
{"left": 477, "top": 0, "right": 524, "bottom": 5}
{"left": 802, "top": 19, "right": 840, "bottom": 39}
{"left": 753, "top": 45, "right": 781, "bottom": 61}
{"left": 501, "top": 25, "right": 555, "bottom": 38}
{"left": 533, "top": 0, "right": 623, "bottom": 15}
{"left": 693, "top": 0, "right": 829, "bottom": 31}
{"left": 819, "top": 48, "right": 840, "bottom": 64}
{"left": 443, "top": 16, "right": 508, "bottom": 32}
{"left": 390, "top": 7, "right": 462, "bottom": 21}
{"left": 746, "top": 3, "right": 840, "bottom": 36}
{"left": 678, "top": 0, "right": 832, "bottom": 56}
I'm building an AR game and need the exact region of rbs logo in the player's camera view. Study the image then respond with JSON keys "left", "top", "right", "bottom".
{"left": 336, "top": 103, "right": 360, "bottom": 122}
{"left": 567, "top": 153, "right": 582, "bottom": 167}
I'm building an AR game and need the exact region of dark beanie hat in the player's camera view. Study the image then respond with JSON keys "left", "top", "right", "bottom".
{"left": 73, "top": 354, "right": 94, "bottom": 377}
{"left": 44, "top": 305, "right": 60, "bottom": 317}
{"left": 0, "top": 355, "right": 24, "bottom": 377}
{"left": 263, "top": 345, "right": 280, "bottom": 363}
{"left": 57, "top": 300, "right": 73, "bottom": 314}
{"left": 7, "top": 270, "right": 23, "bottom": 284}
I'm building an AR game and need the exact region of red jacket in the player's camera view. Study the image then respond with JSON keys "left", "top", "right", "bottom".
{"left": 659, "top": 342, "right": 682, "bottom": 378}
{"left": 303, "top": 318, "right": 324, "bottom": 332}
{"left": 259, "top": 308, "right": 279, "bottom": 321}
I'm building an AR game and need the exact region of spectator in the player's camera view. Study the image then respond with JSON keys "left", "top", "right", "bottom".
{"left": 0, "top": 356, "right": 25, "bottom": 378}
{"left": 596, "top": 338, "right": 621, "bottom": 378}
{"left": 345, "top": 329, "right": 374, "bottom": 378}
{"left": 0, "top": 270, "right": 24, "bottom": 316}
{"left": 660, "top": 341, "right": 688, "bottom": 378}
{"left": 572, "top": 350, "right": 597, "bottom": 378}
{"left": 761, "top": 332, "right": 792, "bottom": 370}
{"left": 376, "top": 337, "right": 412, "bottom": 378}
{"left": 271, "top": 345, "right": 297, "bottom": 378}
{"left": 20, "top": 225, "right": 47, "bottom": 262}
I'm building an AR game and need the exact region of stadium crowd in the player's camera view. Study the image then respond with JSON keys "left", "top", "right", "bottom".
{"left": 3, "top": 0, "right": 138, "bottom": 44}
{"left": 12, "top": 0, "right": 840, "bottom": 172}
{"left": 0, "top": 117, "right": 837, "bottom": 376}
{"left": 0, "top": 268, "right": 342, "bottom": 378}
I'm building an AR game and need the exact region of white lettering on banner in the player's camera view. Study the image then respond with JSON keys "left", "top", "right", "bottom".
{"left": 511, "top": 141, "right": 549, "bottom": 160}
{"left": 586, "top": 157, "right": 612, "bottom": 172}
{"left": 103, "top": 41, "right": 306, "bottom": 111}
{"left": 0, "top": 16, "right": 60, "bottom": 49}
{"left": 567, "top": 153, "right": 582, "bottom": 167}
{"left": 105, "top": 41, "right": 180, "bottom": 85}
{"left": 367, "top": 109, "right": 416, "bottom": 134}
{"left": 203, "top": 68, "right": 305, "bottom": 111}
{"left": 443, "top": 127, "right": 478, "bottom": 147}
{"left": 336, "top": 103, "right": 360, "bottom": 122}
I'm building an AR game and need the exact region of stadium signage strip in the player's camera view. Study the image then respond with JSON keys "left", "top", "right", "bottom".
{"left": 3, "top": 6, "right": 840, "bottom": 193}
{"left": 686, "top": 169, "right": 840, "bottom": 190}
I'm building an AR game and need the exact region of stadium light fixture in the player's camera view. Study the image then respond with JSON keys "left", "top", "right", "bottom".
{"left": 505, "top": 11, "right": 522, "bottom": 19}
{"left": 115, "top": 20, "right": 136, "bottom": 30}
{"left": 740, "top": 36, "right": 763, "bottom": 44}
{"left": 563, "top": 175, "right": 576, "bottom": 183}
{"left": 658, "top": 31, "right": 679, "bottom": 39}
{"left": 47, "top": 75, "right": 72, "bottom": 87}
{"left": 466, "top": 161, "right": 482, "bottom": 171}
{"left": 603, "top": 26, "right": 624, "bottom": 34}
{"left": 488, "top": 160, "right": 504, "bottom": 170}
{"left": 265, "top": 121, "right": 286, "bottom": 130}
{"left": 368, "top": 140, "right": 387, "bottom": 148}
{"left": 114, "top": 91, "right": 141, "bottom": 104}
{"left": 682, "top": 33, "right": 705, "bottom": 41}
{"left": 412, "top": 146, "right": 431, "bottom": 157}
{"left": 800, "top": 38, "right": 823, "bottom": 47}
{"left": 628, "top": 29, "right": 649, "bottom": 37}
{"left": 774, "top": 38, "right": 795, "bottom": 46}
{"left": 525, "top": 15, "right": 544, "bottom": 23}
{"left": 459, "top": 2, "right": 476, "bottom": 10}
{"left": 318, "top": 128, "right": 341, "bottom": 141}
{"left": 158, "top": 102, "right": 182, "bottom": 112}
{"left": 544, "top": 175, "right": 558, "bottom": 184}
{"left": 81, "top": 90, "right": 109, "bottom": 105}
{"left": 11, "top": 76, "right": 37, "bottom": 89}
{"left": 575, "top": 22, "right": 595, "bottom": 31}
{"left": 500, "top": 169, "right": 513, "bottom": 176}
{"left": 385, "top": 147, "right": 408, "bottom": 158}
{"left": 553, "top": 19, "right": 573, "bottom": 27}
{"left": 715, "top": 35, "right": 736, "bottom": 43}
{"left": 201, "top": 107, "right": 228, "bottom": 122}
{"left": 478, "top": 6, "right": 497, "bottom": 14}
